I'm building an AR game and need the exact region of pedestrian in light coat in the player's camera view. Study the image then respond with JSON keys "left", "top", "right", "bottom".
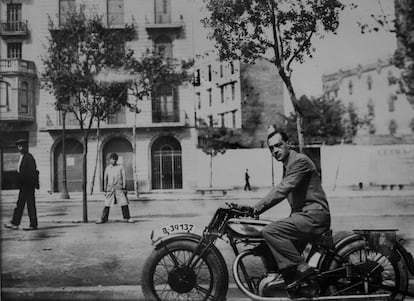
{"left": 96, "top": 153, "right": 133, "bottom": 224}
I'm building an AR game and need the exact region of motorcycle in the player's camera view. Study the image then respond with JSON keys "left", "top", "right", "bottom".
{"left": 141, "top": 203, "right": 414, "bottom": 300}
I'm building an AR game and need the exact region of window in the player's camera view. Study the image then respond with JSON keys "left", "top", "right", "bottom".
{"left": 7, "top": 3, "right": 22, "bottom": 31}
{"left": 107, "top": 105, "right": 126, "bottom": 124}
{"left": 220, "top": 64, "right": 223, "bottom": 77}
{"left": 208, "top": 115, "right": 213, "bottom": 127}
{"left": 231, "top": 83, "right": 235, "bottom": 100}
{"left": 0, "top": 81, "right": 11, "bottom": 111}
{"left": 208, "top": 65, "right": 212, "bottom": 81}
{"left": 107, "top": 0, "right": 124, "bottom": 26}
{"left": 410, "top": 118, "right": 414, "bottom": 133}
{"left": 387, "top": 70, "right": 396, "bottom": 85}
{"left": 367, "top": 98, "right": 375, "bottom": 117}
{"left": 196, "top": 92, "right": 201, "bottom": 110}
{"left": 19, "top": 82, "right": 29, "bottom": 113}
{"left": 230, "top": 62, "right": 234, "bottom": 74}
{"left": 155, "top": 35, "right": 173, "bottom": 64}
{"left": 155, "top": 0, "right": 170, "bottom": 24}
{"left": 152, "top": 84, "right": 179, "bottom": 122}
{"left": 7, "top": 42, "right": 22, "bottom": 58}
{"left": 388, "top": 94, "right": 397, "bottom": 112}
{"left": 348, "top": 80, "right": 353, "bottom": 95}
{"left": 232, "top": 110, "right": 236, "bottom": 128}
{"left": 59, "top": 0, "right": 76, "bottom": 26}
{"left": 389, "top": 120, "right": 397, "bottom": 135}
{"left": 220, "top": 113, "right": 225, "bottom": 127}
{"left": 208, "top": 88, "right": 212, "bottom": 106}
{"left": 220, "top": 86, "right": 224, "bottom": 103}
{"left": 367, "top": 75, "right": 372, "bottom": 90}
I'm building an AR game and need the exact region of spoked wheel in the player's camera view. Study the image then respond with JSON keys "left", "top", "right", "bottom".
{"left": 327, "top": 240, "right": 409, "bottom": 301}
{"left": 141, "top": 240, "right": 228, "bottom": 301}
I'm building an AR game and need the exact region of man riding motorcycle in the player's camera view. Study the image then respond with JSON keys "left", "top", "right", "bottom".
{"left": 253, "top": 127, "right": 331, "bottom": 294}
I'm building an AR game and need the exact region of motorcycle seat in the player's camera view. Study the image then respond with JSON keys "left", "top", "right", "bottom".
{"left": 312, "top": 229, "right": 334, "bottom": 248}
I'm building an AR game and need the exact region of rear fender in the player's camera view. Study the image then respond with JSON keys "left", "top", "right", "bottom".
{"left": 397, "top": 243, "right": 414, "bottom": 276}
{"left": 317, "top": 231, "right": 363, "bottom": 270}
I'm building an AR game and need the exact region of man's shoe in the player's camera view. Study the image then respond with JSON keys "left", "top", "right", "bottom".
{"left": 96, "top": 220, "right": 107, "bottom": 224}
{"left": 286, "top": 264, "right": 316, "bottom": 290}
{"left": 124, "top": 219, "right": 134, "bottom": 223}
{"left": 23, "top": 226, "right": 37, "bottom": 231}
{"left": 4, "top": 223, "right": 18, "bottom": 230}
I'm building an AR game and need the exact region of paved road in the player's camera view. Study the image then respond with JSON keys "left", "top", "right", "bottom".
{"left": 1, "top": 190, "right": 414, "bottom": 300}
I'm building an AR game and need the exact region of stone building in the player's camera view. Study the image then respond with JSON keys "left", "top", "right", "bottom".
{"left": 0, "top": 0, "right": 201, "bottom": 193}
{"left": 193, "top": 53, "right": 286, "bottom": 148}
{"left": 322, "top": 57, "right": 414, "bottom": 145}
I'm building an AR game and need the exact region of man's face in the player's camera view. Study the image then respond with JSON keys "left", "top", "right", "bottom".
{"left": 109, "top": 158, "right": 117, "bottom": 165}
{"left": 17, "top": 144, "right": 26, "bottom": 154}
{"left": 268, "top": 133, "right": 290, "bottom": 162}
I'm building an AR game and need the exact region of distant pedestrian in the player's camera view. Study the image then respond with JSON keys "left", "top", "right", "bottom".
{"left": 4, "top": 139, "right": 39, "bottom": 231}
{"left": 96, "top": 153, "right": 133, "bottom": 224}
{"left": 244, "top": 169, "right": 251, "bottom": 191}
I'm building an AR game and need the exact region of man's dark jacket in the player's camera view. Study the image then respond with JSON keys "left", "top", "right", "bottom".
{"left": 17, "top": 152, "right": 39, "bottom": 190}
{"left": 256, "top": 150, "right": 329, "bottom": 214}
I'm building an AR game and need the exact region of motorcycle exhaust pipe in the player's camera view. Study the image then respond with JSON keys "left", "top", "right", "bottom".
{"left": 232, "top": 250, "right": 391, "bottom": 301}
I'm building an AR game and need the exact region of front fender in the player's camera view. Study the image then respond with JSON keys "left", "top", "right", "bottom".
{"left": 397, "top": 243, "right": 414, "bottom": 276}
{"left": 153, "top": 232, "right": 204, "bottom": 250}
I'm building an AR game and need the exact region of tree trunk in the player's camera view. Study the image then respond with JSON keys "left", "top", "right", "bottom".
{"left": 133, "top": 98, "right": 139, "bottom": 197}
{"left": 284, "top": 79, "right": 305, "bottom": 153}
{"left": 90, "top": 121, "right": 100, "bottom": 195}
{"left": 209, "top": 154, "right": 213, "bottom": 188}
{"left": 82, "top": 135, "right": 88, "bottom": 223}
{"left": 60, "top": 110, "right": 70, "bottom": 199}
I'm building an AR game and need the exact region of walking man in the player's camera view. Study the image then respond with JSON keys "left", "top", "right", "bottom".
{"left": 244, "top": 169, "right": 251, "bottom": 191}
{"left": 4, "top": 139, "right": 39, "bottom": 231}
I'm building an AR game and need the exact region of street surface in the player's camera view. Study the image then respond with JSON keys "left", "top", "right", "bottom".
{"left": 1, "top": 188, "right": 414, "bottom": 300}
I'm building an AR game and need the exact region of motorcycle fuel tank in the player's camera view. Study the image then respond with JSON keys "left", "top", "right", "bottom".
{"left": 227, "top": 218, "right": 272, "bottom": 238}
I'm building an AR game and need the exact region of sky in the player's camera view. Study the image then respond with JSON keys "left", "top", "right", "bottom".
{"left": 194, "top": 0, "right": 397, "bottom": 98}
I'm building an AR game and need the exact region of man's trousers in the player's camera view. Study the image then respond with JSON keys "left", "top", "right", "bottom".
{"left": 262, "top": 209, "right": 330, "bottom": 271}
{"left": 11, "top": 188, "right": 38, "bottom": 228}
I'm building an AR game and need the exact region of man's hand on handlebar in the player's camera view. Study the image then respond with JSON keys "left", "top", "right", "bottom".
{"left": 226, "top": 203, "right": 259, "bottom": 219}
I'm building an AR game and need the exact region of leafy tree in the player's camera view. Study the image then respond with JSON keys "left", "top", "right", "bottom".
{"left": 197, "top": 121, "right": 241, "bottom": 187}
{"left": 284, "top": 95, "right": 363, "bottom": 144}
{"left": 202, "top": 0, "right": 345, "bottom": 152}
{"left": 360, "top": 0, "right": 414, "bottom": 104}
{"left": 42, "top": 10, "right": 136, "bottom": 222}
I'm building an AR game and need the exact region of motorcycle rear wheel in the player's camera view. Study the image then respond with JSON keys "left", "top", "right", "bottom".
{"left": 141, "top": 240, "right": 228, "bottom": 301}
{"left": 327, "top": 239, "right": 409, "bottom": 301}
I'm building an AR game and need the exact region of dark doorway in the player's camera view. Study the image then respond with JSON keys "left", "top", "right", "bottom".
{"left": 54, "top": 139, "right": 83, "bottom": 192}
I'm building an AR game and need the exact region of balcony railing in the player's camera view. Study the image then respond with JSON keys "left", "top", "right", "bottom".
{"left": 40, "top": 110, "right": 190, "bottom": 131}
{"left": 0, "top": 59, "right": 36, "bottom": 75}
{"left": 0, "top": 20, "right": 29, "bottom": 36}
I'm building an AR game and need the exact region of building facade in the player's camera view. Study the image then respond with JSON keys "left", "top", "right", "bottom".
{"left": 322, "top": 57, "right": 414, "bottom": 145}
{"left": 0, "top": 0, "right": 201, "bottom": 193}
{"left": 193, "top": 53, "right": 286, "bottom": 148}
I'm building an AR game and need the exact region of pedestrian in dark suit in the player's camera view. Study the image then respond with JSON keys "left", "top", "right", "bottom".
{"left": 4, "top": 139, "right": 39, "bottom": 231}
{"left": 244, "top": 169, "right": 251, "bottom": 191}
{"left": 253, "top": 127, "right": 330, "bottom": 292}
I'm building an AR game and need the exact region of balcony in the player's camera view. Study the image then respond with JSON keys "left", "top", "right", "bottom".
{"left": 0, "top": 20, "right": 29, "bottom": 37}
{"left": 145, "top": 14, "right": 183, "bottom": 34}
{"left": 0, "top": 59, "right": 36, "bottom": 76}
{"left": 39, "top": 110, "right": 191, "bottom": 131}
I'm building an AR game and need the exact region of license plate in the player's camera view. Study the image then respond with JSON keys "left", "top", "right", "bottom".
{"left": 161, "top": 223, "right": 195, "bottom": 235}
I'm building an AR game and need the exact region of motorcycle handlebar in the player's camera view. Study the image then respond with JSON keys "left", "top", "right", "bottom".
{"left": 225, "top": 202, "right": 258, "bottom": 218}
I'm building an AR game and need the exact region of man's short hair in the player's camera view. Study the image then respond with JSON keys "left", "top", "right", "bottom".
{"left": 16, "top": 139, "right": 28, "bottom": 146}
{"left": 267, "top": 125, "right": 290, "bottom": 142}
{"left": 109, "top": 153, "right": 118, "bottom": 161}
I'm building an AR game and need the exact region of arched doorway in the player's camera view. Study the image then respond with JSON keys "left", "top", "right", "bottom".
{"left": 151, "top": 136, "right": 182, "bottom": 190}
{"left": 102, "top": 138, "right": 133, "bottom": 191}
{"left": 54, "top": 138, "right": 83, "bottom": 192}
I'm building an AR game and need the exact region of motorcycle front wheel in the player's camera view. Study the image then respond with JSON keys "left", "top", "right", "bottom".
{"left": 141, "top": 240, "right": 228, "bottom": 301}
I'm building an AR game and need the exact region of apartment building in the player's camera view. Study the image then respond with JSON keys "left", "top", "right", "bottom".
{"left": 322, "top": 57, "right": 414, "bottom": 145}
{"left": 0, "top": 0, "right": 200, "bottom": 192}
{"left": 193, "top": 53, "right": 286, "bottom": 148}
